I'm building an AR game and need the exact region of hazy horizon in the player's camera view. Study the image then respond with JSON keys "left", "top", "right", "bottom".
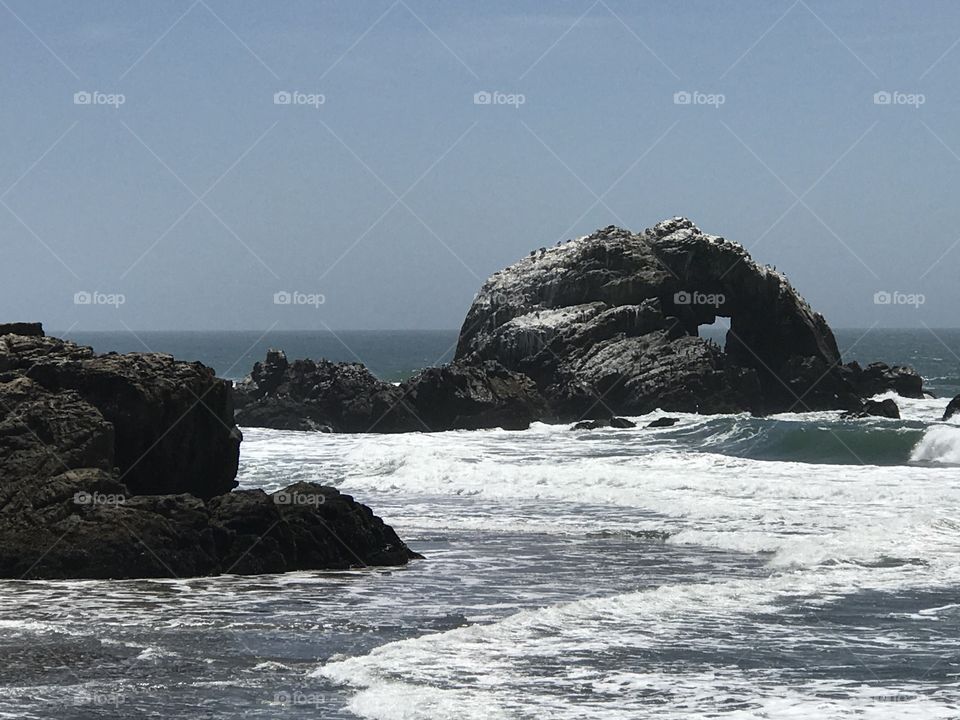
{"left": 3, "top": 1, "right": 959, "bottom": 332}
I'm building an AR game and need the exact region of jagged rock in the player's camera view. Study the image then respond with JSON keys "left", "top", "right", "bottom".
{"left": 944, "top": 395, "right": 960, "bottom": 421}
{"left": 842, "top": 398, "right": 901, "bottom": 420}
{"left": 235, "top": 351, "right": 549, "bottom": 432}
{"left": 840, "top": 361, "right": 924, "bottom": 400}
{"left": 2, "top": 329, "right": 239, "bottom": 498}
{"left": 234, "top": 352, "right": 416, "bottom": 432}
{"left": 0, "top": 324, "right": 418, "bottom": 579}
{"left": 455, "top": 218, "right": 906, "bottom": 416}
{"left": 399, "top": 359, "right": 548, "bottom": 431}
{"left": 647, "top": 417, "right": 679, "bottom": 428}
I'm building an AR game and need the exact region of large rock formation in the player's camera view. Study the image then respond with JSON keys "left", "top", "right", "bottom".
{"left": 0, "top": 325, "right": 418, "bottom": 579}
{"left": 235, "top": 350, "right": 547, "bottom": 432}
{"left": 455, "top": 218, "right": 919, "bottom": 416}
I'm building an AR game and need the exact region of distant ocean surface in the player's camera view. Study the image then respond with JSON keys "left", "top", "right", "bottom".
{"left": 3, "top": 327, "right": 959, "bottom": 719}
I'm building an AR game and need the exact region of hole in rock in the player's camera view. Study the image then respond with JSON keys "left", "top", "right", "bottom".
{"left": 697, "top": 316, "right": 730, "bottom": 352}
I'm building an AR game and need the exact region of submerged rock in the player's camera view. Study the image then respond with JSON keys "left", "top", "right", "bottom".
{"left": 571, "top": 416, "right": 636, "bottom": 430}
{"left": 646, "top": 417, "right": 679, "bottom": 428}
{"left": 0, "top": 324, "right": 418, "bottom": 579}
{"left": 455, "top": 218, "right": 917, "bottom": 416}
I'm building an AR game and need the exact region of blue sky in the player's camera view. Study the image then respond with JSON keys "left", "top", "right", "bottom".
{"left": 1, "top": 0, "right": 959, "bottom": 330}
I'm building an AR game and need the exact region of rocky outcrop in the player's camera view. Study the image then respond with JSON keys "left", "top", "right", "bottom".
{"left": 235, "top": 352, "right": 415, "bottom": 432}
{"left": 455, "top": 218, "right": 920, "bottom": 416}
{"left": 944, "top": 395, "right": 960, "bottom": 421}
{"left": 843, "top": 398, "right": 901, "bottom": 420}
{"left": 399, "top": 359, "right": 548, "bottom": 431}
{"left": 235, "top": 350, "right": 549, "bottom": 432}
{"left": 839, "top": 361, "right": 924, "bottom": 400}
{"left": 0, "top": 324, "right": 418, "bottom": 579}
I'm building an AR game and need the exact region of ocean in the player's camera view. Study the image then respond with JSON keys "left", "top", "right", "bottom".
{"left": 2, "top": 329, "right": 959, "bottom": 719}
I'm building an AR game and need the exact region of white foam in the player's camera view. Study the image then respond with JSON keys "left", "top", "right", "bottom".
{"left": 317, "top": 568, "right": 960, "bottom": 719}
{"left": 910, "top": 425, "right": 960, "bottom": 464}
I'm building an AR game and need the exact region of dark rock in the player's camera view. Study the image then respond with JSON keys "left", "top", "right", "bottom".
{"left": 24, "top": 348, "right": 240, "bottom": 498}
{"left": 454, "top": 218, "right": 920, "bottom": 416}
{"left": 400, "top": 359, "right": 548, "bottom": 431}
{"left": 646, "top": 417, "right": 679, "bottom": 428}
{"left": 571, "top": 416, "right": 635, "bottom": 430}
{"left": 864, "top": 398, "right": 901, "bottom": 419}
{"left": 236, "top": 352, "right": 549, "bottom": 433}
{"left": 840, "top": 361, "right": 924, "bottom": 400}
{"left": 0, "top": 481, "right": 417, "bottom": 580}
{"left": 944, "top": 395, "right": 960, "bottom": 421}
{"left": 572, "top": 419, "right": 606, "bottom": 430}
{"left": 0, "top": 329, "right": 418, "bottom": 579}
{"left": 235, "top": 353, "right": 417, "bottom": 433}
{"left": 0, "top": 322, "right": 44, "bottom": 337}
{"left": 842, "top": 398, "right": 901, "bottom": 420}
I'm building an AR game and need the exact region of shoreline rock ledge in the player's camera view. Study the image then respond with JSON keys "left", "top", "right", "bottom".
{"left": 0, "top": 323, "right": 418, "bottom": 579}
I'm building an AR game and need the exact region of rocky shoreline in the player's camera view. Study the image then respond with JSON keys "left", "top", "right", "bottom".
{"left": 0, "top": 323, "right": 418, "bottom": 579}
{"left": 4, "top": 218, "right": 950, "bottom": 579}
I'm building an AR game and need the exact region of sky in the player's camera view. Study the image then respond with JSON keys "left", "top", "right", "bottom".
{"left": 1, "top": 0, "right": 958, "bottom": 331}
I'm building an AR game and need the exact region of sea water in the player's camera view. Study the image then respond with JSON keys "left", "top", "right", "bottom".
{"left": 1, "top": 329, "right": 958, "bottom": 718}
